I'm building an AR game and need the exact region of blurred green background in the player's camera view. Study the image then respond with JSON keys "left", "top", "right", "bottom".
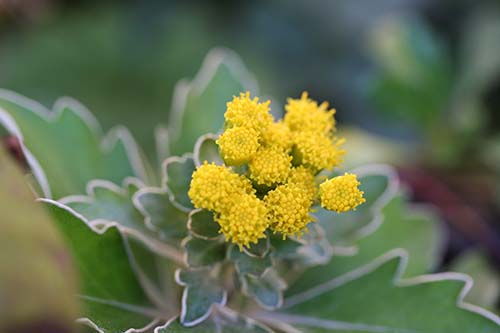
{"left": 1, "top": 0, "right": 500, "bottom": 286}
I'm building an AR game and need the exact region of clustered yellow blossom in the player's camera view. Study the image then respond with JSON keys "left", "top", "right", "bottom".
{"left": 188, "top": 91, "right": 365, "bottom": 249}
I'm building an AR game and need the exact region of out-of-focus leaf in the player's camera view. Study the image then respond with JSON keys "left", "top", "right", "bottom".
{"left": 368, "top": 17, "right": 452, "bottom": 129}
{"left": 43, "top": 200, "right": 159, "bottom": 333}
{"left": 0, "top": 90, "right": 150, "bottom": 199}
{"left": 288, "top": 193, "right": 443, "bottom": 295}
{"left": 193, "top": 133, "right": 223, "bottom": 166}
{"left": 265, "top": 250, "right": 500, "bottom": 333}
{"left": 450, "top": 249, "right": 500, "bottom": 310}
{"left": 156, "top": 307, "right": 274, "bottom": 332}
{"left": 0, "top": 148, "right": 78, "bottom": 332}
{"left": 168, "top": 48, "right": 257, "bottom": 155}
{"left": 163, "top": 155, "right": 196, "bottom": 211}
{"left": 241, "top": 269, "right": 287, "bottom": 310}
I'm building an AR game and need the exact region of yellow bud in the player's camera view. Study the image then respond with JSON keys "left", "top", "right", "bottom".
{"left": 261, "top": 121, "right": 293, "bottom": 151}
{"left": 215, "top": 194, "right": 269, "bottom": 249}
{"left": 225, "top": 92, "right": 273, "bottom": 132}
{"left": 319, "top": 173, "right": 366, "bottom": 213}
{"left": 249, "top": 146, "right": 292, "bottom": 186}
{"left": 285, "top": 92, "right": 336, "bottom": 134}
{"left": 188, "top": 162, "right": 253, "bottom": 213}
{"left": 294, "top": 131, "right": 345, "bottom": 171}
{"left": 287, "top": 166, "right": 317, "bottom": 199}
{"left": 265, "top": 183, "right": 314, "bottom": 238}
{"left": 217, "top": 126, "right": 260, "bottom": 166}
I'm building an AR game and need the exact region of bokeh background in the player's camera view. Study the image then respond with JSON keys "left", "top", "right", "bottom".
{"left": 2, "top": 0, "right": 500, "bottom": 308}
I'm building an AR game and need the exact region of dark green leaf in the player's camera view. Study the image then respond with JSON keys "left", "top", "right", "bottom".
{"left": 194, "top": 133, "right": 223, "bottom": 166}
{"left": 163, "top": 155, "right": 196, "bottom": 211}
{"left": 241, "top": 269, "right": 286, "bottom": 310}
{"left": 187, "top": 209, "right": 220, "bottom": 240}
{"left": 183, "top": 237, "right": 226, "bottom": 268}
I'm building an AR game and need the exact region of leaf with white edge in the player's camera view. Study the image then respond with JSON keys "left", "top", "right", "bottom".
{"left": 168, "top": 48, "right": 258, "bottom": 155}
{"left": 133, "top": 188, "right": 188, "bottom": 243}
{"left": 0, "top": 90, "right": 150, "bottom": 199}
{"left": 0, "top": 147, "right": 78, "bottom": 333}
{"left": 271, "top": 224, "right": 333, "bottom": 267}
{"left": 241, "top": 269, "right": 287, "bottom": 310}
{"left": 316, "top": 164, "right": 398, "bottom": 246}
{"left": 229, "top": 245, "right": 272, "bottom": 277}
{"left": 155, "top": 125, "right": 170, "bottom": 166}
{"left": 60, "top": 178, "right": 185, "bottom": 262}
{"left": 243, "top": 237, "right": 270, "bottom": 258}
{"left": 260, "top": 250, "right": 500, "bottom": 333}
{"left": 288, "top": 194, "right": 443, "bottom": 296}
{"left": 176, "top": 267, "right": 227, "bottom": 326}
{"left": 60, "top": 178, "right": 147, "bottom": 233}
{"left": 187, "top": 209, "right": 220, "bottom": 240}
{"left": 155, "top": 307, "right": 274, "bottom": 333}
{"left": 163, "top": 155, "right": 195, "bottom": 211}
{"left": 194, "top": 133, "right": 223, "bottom": 166}
{"left": 42, "top": 200, "right": 160, "bottom": 333}
{"left": 449, "top": 249, "right": 500, "bottom": 310}
{"left": 183, "top": 237, "right": 226, "bottom": 268}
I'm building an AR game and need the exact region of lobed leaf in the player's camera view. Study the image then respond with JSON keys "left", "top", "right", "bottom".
{"left": 0, "top": 90, "right": 151, "bottom": 199}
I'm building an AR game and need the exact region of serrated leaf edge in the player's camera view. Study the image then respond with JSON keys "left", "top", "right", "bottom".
{"left": 0, "top": 89, "right": 149, "bottom": 198}
{"left": 175, "top": 268, "right": 228, "bottom": 327}
{"left": 193, "top": 133, "right": 221, "bottom": 166}
{"left": 161, "top": 153, "right": 195, "bottom": 212}
{"left": 261, "top": 248, "right": 500, "bottom": 331}
{"left": 167, "top": 47, "right": 258, "bottom": 144}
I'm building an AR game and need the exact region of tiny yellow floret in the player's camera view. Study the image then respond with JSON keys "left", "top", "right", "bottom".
{"left": 188, "top": 162, "right": 253, "bottom": 213}
{"left": 249, "top": 146, "right": 292, "bottom": 186}
{"left": 215, "top": 194, "right": 269, "bottom": 249}
{"left": 294, "top": 132, "right": 345, "bottom": 171}
{"left": 319, "top": 173, "right": 366, "bottom": 213}
{"left": 265, "top": 183, "right": 314, "bottom": 238}
{"left": 225, "top": 92, "right": 273, "bottom": 132}
{"left": 261, "top": 121, "right": 293, "bottom": 151}
{"left": 217, "top": 126, "right": 260, "bottom": 166}
{"left": 285, "top": 92, "right": 336, "bottom": 134}
{"left": 287, "top": 166, "right": 317, "bottom": 199}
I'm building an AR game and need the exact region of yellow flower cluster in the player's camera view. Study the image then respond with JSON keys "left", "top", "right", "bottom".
{"left": 319, "top": 173, "right": 366, "bottom": 213}
{"left": 188, "top": 92, "right": 365, "bottom": 248}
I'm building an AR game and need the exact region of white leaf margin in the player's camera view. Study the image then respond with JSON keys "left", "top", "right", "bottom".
{"left": 0, "top": 89, "right": 148, "bottom": 199}
{"left": 58, "top": 177, "right": 184, "bottom": 264}
{"left": 160, "top": 153, "right": 195, "bottom": 213}
{"left": 38, "top": 199, "right": 165, "bottom": 333}
{"left": 255, "top": 248, "right": 500, "bottom": 332}
{"left": 175, "top": 268, "right": 228, "bottom": 327}
{"left": 167, "top": 47, "right": 259, "bottom": 144}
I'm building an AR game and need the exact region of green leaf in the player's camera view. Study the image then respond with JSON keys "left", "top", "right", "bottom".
{"left": 168, "top": 48, "right": 257, "bottom": 155}
{"left": 163, "top": 155, "right": 196, "bottom": 211}
{"left": 42, "top": 200, "right": 159, "bottom": 333}
{"left": 368, "top": 17, "right": 452, "bottom": 129}
{"left": 60, "top": 178, "right": 185, "bottom": 261}
{"left": 0, "top": 90, "right": 150, "bottom": 199}
{"left": 183, "top": 237, "right": 226, "bottom": 268}
{"left": 0, "top": 147, "right": 78, "bottom": 332}
{"left": 288, "top": 193, "right": 443, "bottom": 295}
{"left": 264, "top": 250, "right": 500, "bottom": 333}
{"left": 194, "top": 133, "right": 223, "bottom": 166}
{"left": 176, "top": 267, "right": 227, "bottom": 326}
{"left": 241, "top": 269, "right": 287, "bottom": 310}
{"left": 133, "top": 188, "right": 188, "bottom": 243}
{"left": 449, "top": 249, "right": 500, "bottom": 310}
{"left": 187, "top": 209, "right": 220, "bottom": 240}
{"left": 229, "top": 245, "right": 273, "bottom": 277}
{"left": 317, "top": 164, "right": 397, "bottom": 246}
{"left": 156, "top": 307, "right": 274, "bottom": 333}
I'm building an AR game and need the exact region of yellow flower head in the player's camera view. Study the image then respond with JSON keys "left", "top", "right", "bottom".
{"left": 285, "top": 92, "right": 336, "bottom": 134}
{"left": 261, "top": 121, "right": 293, "bottom": 151}
{"left": 265, "top": 183, "right": 314, "bottom": 238}
{"left": 215, "top": 194, "right": 269, "bottom": 249}
{"left": 225, "top": 92, "right": 273, "bottom": 132}
{"left": 188, "top": 162, "right": 253, "bottom": 213}
{"left": 217, "top": 126, "right": 260, "bottom": 166}
{"left": 319, "top": 173, "right": 366, "bottom": 213}
{"left": 249, "top": 146, "right": 292, "bottom": 186}
{"left": 294, "top": 131, "right": 345, "bottom": 171}
{"left": 287, "top": 166, "right": 317, "bottom": 199}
